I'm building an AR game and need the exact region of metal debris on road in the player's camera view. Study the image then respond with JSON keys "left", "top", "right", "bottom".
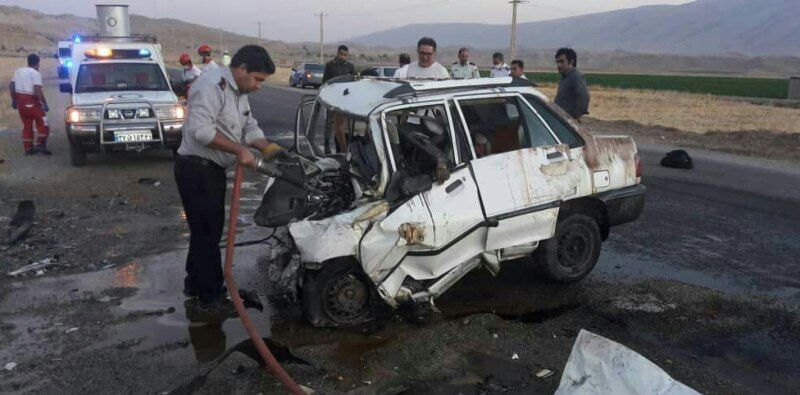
{"left": 137, "top": 178, "right": 162, "bottom": 187}
{"left": 511, "top": 353, "right": 520, "bottom": 360}
{"left": 555, "top": 329, "right": 700, "bottom": 395}
{"left": 536, "top": 369, "right": 554, "bottom": 379}
{"left": 4, "top": 362, "right": 16, "bottom": 371}
{"left": 65, "top": 327, "right": 79, "bottom": 334}
{"left": 7, "top": 257, "right": 59, "bottom": 277}
{"left": 1, "top": 200, "right": 35, "bottom": 250}
{"left": 660, "top": 149, "right": 694, "bottom": 169}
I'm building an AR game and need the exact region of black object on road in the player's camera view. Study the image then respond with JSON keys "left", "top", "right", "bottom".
{"left": 661, "top": 150, "right": 694, "bottom": 169}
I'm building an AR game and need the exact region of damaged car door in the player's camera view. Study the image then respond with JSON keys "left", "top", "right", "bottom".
{"left": 360, "top": 101, "right": 486, "bottom": 305}
{"left": 453, "top": 93, "right": 579, "bottom": 261}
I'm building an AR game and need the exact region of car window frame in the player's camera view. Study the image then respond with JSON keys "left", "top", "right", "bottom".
{"left": 378, "top": 99, "right": 460, "bottom": 174}
{"left": 522, "top": 94, "right": 585, "bottom": 149}
{"left": 451, "top": 92, "right": 563, "bottom": 160}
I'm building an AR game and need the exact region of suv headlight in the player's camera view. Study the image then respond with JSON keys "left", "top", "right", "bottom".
{"left": 155, "top": 105, "right": 185, "bottom": 120}
{"left": 66, "top": 107, "right": 102, "bottom": 123}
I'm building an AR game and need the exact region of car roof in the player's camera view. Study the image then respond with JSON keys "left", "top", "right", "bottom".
{"left": 317, "top": 77, "right": 545, "bottom": 117}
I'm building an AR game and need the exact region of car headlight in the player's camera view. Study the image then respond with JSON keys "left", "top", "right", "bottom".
{"left": 66, "top": 107, "right": 102, "bottom": 123}
{"left": 155, "top": 105, "right": 185, "bottom": 119}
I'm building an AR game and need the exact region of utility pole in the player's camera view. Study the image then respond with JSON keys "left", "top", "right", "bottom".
{"left": 315, "top": 12, "right": 328, "bottom": 64}
{"left": 508, "top": 0, "right": 527, "bottom": 61}
{"left": 257, "top": 21, "right": 262, "bottom": 47}
{"left": 219, "top": 26, "right": 224, "bottom": 53}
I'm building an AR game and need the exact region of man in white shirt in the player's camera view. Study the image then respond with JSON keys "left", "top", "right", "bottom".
{"left": 179, "top": 53, "right": 202, "bottom": 84}
{"left": 489, "top": 52, "right": 510, "bottom": 78}
{"left": 404, "top": 37, "right": 450, "bottom": 80}
{"left": 9, "top": 54, "right": 50, "bottom": 155}
{"left": 197, "top": 44, "right": 219, "bottom": 72}
{"left": 393, "top": 53, "right": 411, "bottom": 78}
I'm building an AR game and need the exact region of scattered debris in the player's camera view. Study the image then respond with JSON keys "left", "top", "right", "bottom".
{"left": 613, "top": 294, "right": 677, "bottom": 313}
{"left": 337, "top": 375, "right": 344, "bottom": 382}
{"left": 4, "top": 362, "right": 16, "bottom": 371}
{"left": 138, "top": 177, "right": 162, "bottom": 187}
{"left": 555, "top": 329, "right": 700, "bottom": 395}
{"left": 98, "top": 296, "right": 112, "bottom": 303}
{"left": 300, "top": 385, "right": 315, "bottom": 395}
{"left": 65, "top": 327, "right": 79, "bottom": 334}
{"left": 536, "top": 369, "right": 554, "bottom": 379}
{"left": 360, "top": 380, "right": 372, "bottom": 385}
{"left": 1, "top": 200, "right": 35, "bottom": 250}
{"left": 660, "top": 149, "right": 694, "bottom": 169}
{"left": 7, "top": 257, "right": 59, "bottom": 277}
{"left": 492, "top": 333, "right": 499, "bottom": 339}
{"left": 511, "top": 353, "right": 520, "bottom": 360}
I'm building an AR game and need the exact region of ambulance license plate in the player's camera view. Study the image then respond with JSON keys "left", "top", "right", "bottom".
{"left": 114, "top": 131, "right": 152, "bottom": 142}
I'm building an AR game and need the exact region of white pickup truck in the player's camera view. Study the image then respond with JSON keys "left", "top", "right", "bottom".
{"left": 256, "top": 76, "right": 645, "bottom": 327}
{"left": 60, "top": 5, "right": 184, "bottom": 166}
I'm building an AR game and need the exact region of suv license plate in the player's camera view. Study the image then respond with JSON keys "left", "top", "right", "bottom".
{"left": 114, "top": 131, "right": 153, "bottom": 142}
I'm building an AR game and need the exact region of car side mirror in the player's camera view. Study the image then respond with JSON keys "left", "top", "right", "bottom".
{"left": 291, "top": 68, "right": 297, "bottom": 72}
{"left": 59, "top": 83, "right": 72, "bottom": 93}
{"left": 401, "top": 175, "right": 433, "bottom": 196}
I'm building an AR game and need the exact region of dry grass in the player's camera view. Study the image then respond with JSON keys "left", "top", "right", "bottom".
{"left": 266, "top": 67, "right": 293, "bottom": 87}
{"left": 537, "top": 84, "right": 800, "bottom": 135}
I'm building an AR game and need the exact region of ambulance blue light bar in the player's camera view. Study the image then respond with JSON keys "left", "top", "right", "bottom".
{"left": 84, "top": 48, "right": 154, "bottom": 59}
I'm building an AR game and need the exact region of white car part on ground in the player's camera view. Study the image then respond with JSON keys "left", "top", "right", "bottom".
{"left": 555, "top": 329, "right": 700, "bottom": 395}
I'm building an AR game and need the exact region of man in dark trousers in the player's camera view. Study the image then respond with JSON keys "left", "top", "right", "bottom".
{"left": 322, "top": 45, "right": 356, "bottom": 83}
{"left": 554, "top": 47, "right": 590, "bottom": 121}
{"left": 175, "top": 45, "right": 283, "bottom": 307}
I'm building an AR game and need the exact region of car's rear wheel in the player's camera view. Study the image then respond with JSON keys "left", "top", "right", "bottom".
{"left": 534, "top": 213, "right": 601, "bottom": 283}
{"left": 69, "top": 141, "right": 87, "bottom": 167}
{"left": 302, "top": 259, "right": 375, "bottom": 327}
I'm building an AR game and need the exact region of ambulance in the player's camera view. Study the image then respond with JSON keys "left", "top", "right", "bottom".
{"left": 60, "top": 5, "right": 184, "bottom": 166}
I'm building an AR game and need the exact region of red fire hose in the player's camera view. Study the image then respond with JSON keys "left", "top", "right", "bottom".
{"left": 223, "top": 164, "right": 305, "bottom": 395}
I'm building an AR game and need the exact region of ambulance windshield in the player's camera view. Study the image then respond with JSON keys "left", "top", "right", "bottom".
{"left": 75, "top": 63, "right": 169, "bottom": 93}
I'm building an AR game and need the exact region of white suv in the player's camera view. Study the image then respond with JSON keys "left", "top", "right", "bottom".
{"left": 256, "top": 77, "right": 645, "bottom": 327}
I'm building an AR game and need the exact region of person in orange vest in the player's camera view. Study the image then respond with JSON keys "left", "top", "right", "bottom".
{"left": 9, "top": 54, "right": 51, "bottom": 155}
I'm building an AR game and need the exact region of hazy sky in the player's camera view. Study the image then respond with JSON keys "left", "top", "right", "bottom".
{"left": 1, "top": 0, "right": 694, "bottom": 42}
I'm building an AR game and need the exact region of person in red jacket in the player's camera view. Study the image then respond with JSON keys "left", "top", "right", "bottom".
{"left": 10, "top": 54, "right": 51, "bottom": 155}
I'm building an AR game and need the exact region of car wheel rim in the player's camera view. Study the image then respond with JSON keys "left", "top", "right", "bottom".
{"left": 323, "top": 271, "right": 370, "bottom": 324}
{"left": 556, "top": 226, "right": 592, "bottom": 272}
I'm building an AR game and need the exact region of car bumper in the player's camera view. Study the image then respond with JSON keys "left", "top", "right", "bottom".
{"left": 67, "top": 121, "right": 183, "bottom": 152}
{"left": 302, "top": 76, "right": 323, "bottom": 86}
{"left": 597, "top": 184, "right": 645, "bottom": 227}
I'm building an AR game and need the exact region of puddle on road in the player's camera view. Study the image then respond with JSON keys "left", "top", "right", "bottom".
{"left": 0, "top": 223, "right": 278, "bottom": 372}
{"left": 595, "top": 247, "right": 800, "bottom": 303}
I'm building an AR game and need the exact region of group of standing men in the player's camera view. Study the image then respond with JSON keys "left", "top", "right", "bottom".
{"left": 179, "top": 44, "right": 233, "bottom": 87}
{"left": 321, "top": 37, "right": 590, "bottom": 121}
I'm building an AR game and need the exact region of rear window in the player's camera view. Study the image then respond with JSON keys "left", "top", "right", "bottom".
{"left": 58, "top": 48, "right": 71, "bottom": 57}
{"left": 382, "top": 67, "right": 397, "bottom": 77}
{"left": 75, "top": 63, "right": 169, "bottom": 93}
{"left": 305, "top": 64, "right": 324, "bottom": 72}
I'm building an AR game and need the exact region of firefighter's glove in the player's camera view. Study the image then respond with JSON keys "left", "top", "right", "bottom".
{"left": 261, "top": 142, "right": 285, "bottom": 161}
{"left": 42, "top": 103, "right": 49, "bottom": 113}
{"left": 435, "top": 163, "right": 450, "bottom": 185}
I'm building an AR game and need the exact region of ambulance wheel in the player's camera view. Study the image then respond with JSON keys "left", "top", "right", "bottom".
{"left": 302, "top": 258, "right": 374, "bottom": 327}
{"left": 69, "top": 142, "right": 87, "bottom": 167}
{"left": 534, "top": 213, "right": 601, "bottom": 283}
{"left": 289, "top": 77, "right": 295, "bottom": 87}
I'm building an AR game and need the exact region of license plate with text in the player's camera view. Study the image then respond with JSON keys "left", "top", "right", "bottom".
{"left": 114, "top": 131, "right": 153, "bottom": 142}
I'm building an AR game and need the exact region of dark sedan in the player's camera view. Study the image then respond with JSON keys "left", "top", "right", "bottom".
{"left": 290, "top": 63, "right": 324, "bottom": 89}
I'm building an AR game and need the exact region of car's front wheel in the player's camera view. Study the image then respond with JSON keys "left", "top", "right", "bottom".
{"left": 302, "top": 259, "right": 376, "bottom": 327}
{"left": 534, "top": 213, "right": 601, "bottom": 282}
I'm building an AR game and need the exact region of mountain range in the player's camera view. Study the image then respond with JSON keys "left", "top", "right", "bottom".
{"left": 350, "top": 0, "right": 800, "bottom": 57}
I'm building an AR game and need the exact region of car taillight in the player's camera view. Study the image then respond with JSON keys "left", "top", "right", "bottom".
{"left": 635, "top": 153, "right": 643, "bottom": 178}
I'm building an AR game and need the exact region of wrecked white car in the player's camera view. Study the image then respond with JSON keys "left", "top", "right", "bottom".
{"left": 255, "top": 77, "right": 645, "bottom": 327}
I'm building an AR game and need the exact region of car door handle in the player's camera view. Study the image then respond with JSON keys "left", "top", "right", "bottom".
{"left": 546, "top": 151, "right": 563, "bottom": 160}
{"left": 445, "top": 179, "right": 463, "bottom": 193}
